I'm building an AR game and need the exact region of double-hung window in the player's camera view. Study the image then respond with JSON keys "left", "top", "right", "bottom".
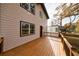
{"left": 20, "top": 21, "right": 35, "bottom": 37}
{"left": 39, "top": 11, "right": 43, "bottom": 18}
{"left": 20, "top": 3, "right": 35, "bottom": 14}
{"left": 30, "top": 23, "right": 35, "bottom": 34}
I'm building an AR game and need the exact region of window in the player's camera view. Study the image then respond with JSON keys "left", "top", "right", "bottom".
{"left": 30, "top": 24, "right": 35, "bottom": 34}
{"left": 20, "top": 21, "right": 35, "bottom": 37}
{"left": 20, "top": 21, "right": 29, "bottom": 37}
{"left": 20, "top": 3, "right": 35, "bottom": 14}
{"left": 20, "top": 3, "right": 29, "bottom": 10}
{"left": 39, "top": 11, "right": 43, "bottom": 18}
{"left": 30, "top": 4, "right": 35, "bottom": 14}
{"left": 55, "top": 28, "right": 58, "bottom": 32}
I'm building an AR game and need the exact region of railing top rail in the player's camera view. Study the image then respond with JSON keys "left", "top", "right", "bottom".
{"left": 60, "top": 33, "right": 72, "bottom": 49}
{"left": 44, "top": 32, "right": 58, "bottom": 34}
{"left": 71, "top": 50, "right": 79, "bottom": 56}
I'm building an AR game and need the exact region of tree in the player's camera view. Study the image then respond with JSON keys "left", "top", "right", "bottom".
{"left": 55, "top": 3, "right": 79, "bottom": 32}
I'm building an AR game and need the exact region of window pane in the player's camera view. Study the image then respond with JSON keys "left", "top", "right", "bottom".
{"left": 39, "top": 11, "right": 43, "bottom": 18}
{"left": 30, "top": 24, "right": 35, "bottom": 34}
{"left": 20, "top": 3, "right": 29, "bottom": 11}
{"left": 20, "top": 21, "right": 29, "bottom": 37}
{"left": 20, "top": 3, "right": 35, "bottom": 15}
{"left": 30, "top": 4, "right": 35, "bottom": 14}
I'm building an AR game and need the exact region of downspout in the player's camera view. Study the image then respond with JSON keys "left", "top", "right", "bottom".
{"left": 60, "top": 17, "right": 62, "bottom": 33}
{"left": 59, "top": 17, "right": 62, "bottom": 37}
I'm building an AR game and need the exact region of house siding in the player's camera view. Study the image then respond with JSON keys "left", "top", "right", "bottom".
{"left": 0, "top": 3, "right": 47, "bottom": 51}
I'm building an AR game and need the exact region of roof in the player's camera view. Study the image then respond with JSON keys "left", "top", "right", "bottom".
{"left": 39, "top": 3, "right": 49, "bottom": 19}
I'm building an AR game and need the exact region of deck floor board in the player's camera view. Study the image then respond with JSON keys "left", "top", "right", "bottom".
{"left": 1, "top": 36, "right": 66, "bottom": 56}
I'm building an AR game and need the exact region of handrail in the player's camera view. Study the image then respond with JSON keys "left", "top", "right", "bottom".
{"left": 44, "top": 32, "right": 58, "bottom": 34}
{"left": 59, "top": 33, "right": 72, "bottom": 55}
{"left": 59, "top": 33, "right": 79, "bottom": 56}
{"left": 44, "top": 32, "right": 58, "bottom": 37}
{"left": 60, "top": 33, "right": 72, "bottom": 49}
{"left": 71, "top": 50, "right": 79, "bottom": 56}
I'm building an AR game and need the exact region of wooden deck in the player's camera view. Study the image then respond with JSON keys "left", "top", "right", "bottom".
{"left": 1, "top": 36, "right": 66, "bottom": 56}
{"left": 47, "top": 37, "right": 66, "bottom": 56}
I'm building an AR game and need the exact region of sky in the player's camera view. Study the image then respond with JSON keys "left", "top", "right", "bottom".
{"left": 45, "top": 3, "right": 79, "bottom": 26}
{"left": 45, "top": 3, "right": 60, "bottom": 26}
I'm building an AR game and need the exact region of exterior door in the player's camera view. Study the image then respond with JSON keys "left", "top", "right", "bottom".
{"left": 40, "top": 26, "right": 43, "bottom": 37}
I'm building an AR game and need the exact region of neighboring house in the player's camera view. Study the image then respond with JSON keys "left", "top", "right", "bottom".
{"left": 46, "top": 25, "right": 59, "bottom": 37}
{"left": 47, "top": 25, "right": 59, "bottom": 33}
{"left": 47, "top": 20, "right": 59, "bottom": 33}
{"left": 0, "top": 3, "right": 49, "bottom": 52}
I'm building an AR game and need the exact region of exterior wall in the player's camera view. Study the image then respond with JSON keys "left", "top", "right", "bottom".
{"left": 35, "top": 4, "right": 47, "bottom": 32}
{"left": 0, "top": 3, "right": 47, "bottom": 51}
{"left": 35, "top": 4, "right": 47, "bottom": 20}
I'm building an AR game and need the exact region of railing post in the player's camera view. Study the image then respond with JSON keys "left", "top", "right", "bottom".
{"left": 70, "top": 49, "right": 72, "bottom": 56}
